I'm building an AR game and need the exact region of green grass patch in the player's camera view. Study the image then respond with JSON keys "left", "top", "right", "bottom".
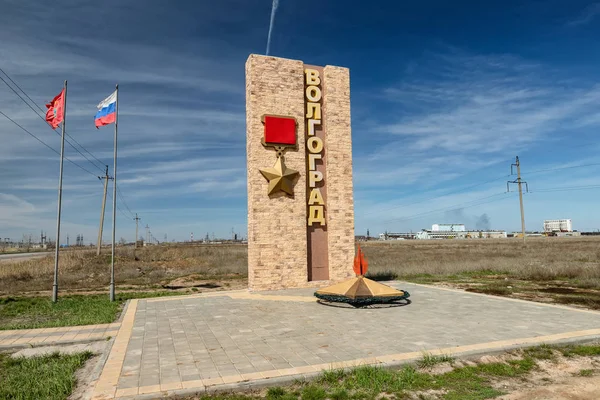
{"left": 0, "top": 291, "right": 185, "bottom": 330}
{"left": 401, "top": 270, "right": 509, "bottom": 285}
{"left": 551, "top": 294, "right": 600, "bottom": 310}
{"left": 457, "top": 270, "right": 506, "bottom": 278}
{"left": 559, "top": 344, "right": 600, "bottom": 357}
{"left": 301, "top": 385, "right": 327, "bottom": 400}
{"left": 523, "top": 344, "right": 557, "bottom": 361}
{"left": 0, "top": 351, "right": 92, "bottom": 400}
{"left": 195, "top": 344, "right": 600, "bottom": 400}
{"left": 417, "top": 353, "right": 455, "bottom": 369}
{"left": 577, "top": 369, "right": 594, "bottom": 377}
{"left": 365, "top": 271, "right": 398, "bottom": 281}
{"left": 309, "top": 361, "right": 528, "bottom": 400}
{"left": 266, "top": 387, "right": 287, "bottom": 400}
{"left": 465, "top": 284, "right": 513, "bottom": 296}
{"left": 399, "top": 273, "right": 439, "bottom": 283}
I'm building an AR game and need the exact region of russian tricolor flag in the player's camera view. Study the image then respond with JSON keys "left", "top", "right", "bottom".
{"left": 95, "top": 90, "right": 117, "bottom": 128}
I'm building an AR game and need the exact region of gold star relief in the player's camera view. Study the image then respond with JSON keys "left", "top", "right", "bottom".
{"left": 259, "top": 156, "right": 299, "bottom": 196}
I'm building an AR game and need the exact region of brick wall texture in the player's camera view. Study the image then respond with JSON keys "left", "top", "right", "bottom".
{"left": 246, "top": 54, "right": 355, "bottom": 291}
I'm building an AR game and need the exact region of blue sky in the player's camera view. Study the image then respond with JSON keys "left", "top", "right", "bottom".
{"left": 1, "top": 0, "right": 600, "bottom": 243}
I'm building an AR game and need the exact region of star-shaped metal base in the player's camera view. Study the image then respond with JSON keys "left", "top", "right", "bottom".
{"left": 259, "top": 156, "right": 299, "bottom": 196}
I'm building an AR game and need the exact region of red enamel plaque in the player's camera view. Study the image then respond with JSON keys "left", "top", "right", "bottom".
{"left": 263, "top": 115, "right": 296, "bottom": 145}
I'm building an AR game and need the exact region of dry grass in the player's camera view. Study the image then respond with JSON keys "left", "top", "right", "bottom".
{"left": 362, "top": 237, "right": 600, "bottom": 309}
{"left": 0, "top": 244, "right": 247, "bottom": 295}
{"left": 362, "top": 237, "right": 600, "bottom": 284}
{"left": 2, "top": 237, "right": 600, "bottom": 298}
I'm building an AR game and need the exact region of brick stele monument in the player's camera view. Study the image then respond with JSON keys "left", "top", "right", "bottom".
{"left": 246, "top": 54, "right": 355, "bottom": 291}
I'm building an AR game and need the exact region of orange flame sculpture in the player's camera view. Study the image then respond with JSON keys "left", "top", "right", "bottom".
{"left": 315, "top": 243, "right": 409, "bottom": 306}
{"left": 353, "top": 245, "right": 369, "bottom": 276}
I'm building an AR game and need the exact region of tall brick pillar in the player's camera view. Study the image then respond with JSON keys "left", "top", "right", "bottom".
{"left": 246, "top": 54, "right": 354, "bottom": 291}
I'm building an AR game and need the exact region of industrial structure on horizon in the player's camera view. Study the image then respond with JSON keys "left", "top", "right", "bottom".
{"left": 380, "top": 219, "right": 579, "bottom": 240}
{"left": 432, "top": 224, "right": 465, "bottom": 232}
{"left": 543, "top": 219, "right": 573, "bottom": 233}
{"left": 380, "top": 224, "right": 507, "bottom": 240}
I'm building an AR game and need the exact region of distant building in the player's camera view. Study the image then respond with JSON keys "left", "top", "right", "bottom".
{"left": 543, "top": 219, "right": 573, "bottom": 233}
{"left": 379, "top": 232, "right": 415, "bottom": 240}
{"left": 416, "top": 230, "right": 507, "bottom": 240}
{"left": 432, "top": 224, "right": 466, "bottom": 232}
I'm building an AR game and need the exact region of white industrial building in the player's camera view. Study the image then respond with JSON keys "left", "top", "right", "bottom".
{"left": 543, "top": 219, "right": 573, "bottom": 233}
{"left": 379, "top": 222, "right": 507, "bottom": 240}
{"left": 431, "top": 224, "right": 466, "bottom": 232}
{"left": 416, "top": 230, "right": 507, "bottom": 240}
{"left": 378, "top": 232, "right": 416, "bottom": 240}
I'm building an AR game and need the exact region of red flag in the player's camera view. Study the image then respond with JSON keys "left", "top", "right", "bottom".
{"left": 45, "top": 89, "right": 65, "bottom": 129}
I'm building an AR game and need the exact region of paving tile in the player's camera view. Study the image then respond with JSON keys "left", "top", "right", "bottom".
{"left": 160, "top": 382, "right": 182, "bottom": 391}
{"left": 115, "top": 387, "right": 138, "bottom": 397}
{"left": 86, "top": 284, "right": 600, "bottom": 398}
{"left": 138, "top": 384, "right": 161, "bottom": 395}
{"left": 182, "top": 379, "right": 205, "bottom": 389}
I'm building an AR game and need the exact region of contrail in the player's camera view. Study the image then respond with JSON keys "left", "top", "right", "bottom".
{"left": 265, "top": 0, "right": 279, "bottom": 55}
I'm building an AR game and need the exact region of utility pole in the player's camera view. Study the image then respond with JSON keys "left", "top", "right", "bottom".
{"left": 507, "top": 156, "right": 528, "bottom": 243}
{"left": 134, "top": 214, "right": 141, "bottom": 248}
{"left": 97, "top": 165, "right": 112, "bottom": 255}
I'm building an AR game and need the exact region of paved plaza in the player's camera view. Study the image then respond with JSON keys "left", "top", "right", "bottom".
{"left": 90, "top": 282, "right": 600, "bottom": 399}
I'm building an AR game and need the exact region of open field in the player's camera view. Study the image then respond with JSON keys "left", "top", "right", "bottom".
{"left": 0, "top": 251, "right": 52, "bottom": 263}
{"left": 1, "top": 238, "right": 600, "bottom": 329}
{"left": 364, "top": 236, "right": 600, "bottom": 282}
{"left": 363, "top": 237, "right": 600, "bottom": 309}
{"left": 0, "top": 244, "right": 247, "bottom": 296}
{"left": 3, "top": 238, "right": 600, "bottom": 296}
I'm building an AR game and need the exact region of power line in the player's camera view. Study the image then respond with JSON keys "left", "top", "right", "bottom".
{"left": 365, "top": 173, "right": 510, "bottom": 216}
{"left": 386, "top": 192, "right": 514, "bottom": 224}
{"left": 105, "top": 184, "right": 137, "bottom": 223}
{"left": 116, "top": 185, "right": 135, "bottom": 218}
{"left": 0, "top": 109, "right": 97, "bottom": 177}
{"left": 0, "top": 110, "right": 59, "bottom": 155}
{"left": 1, "top": 66, "right": 139, "bottom": 222}
{"left": 63, "top": 132, "right": 106, "bottom": 171}
{"left": 0, "top": 67, "right": 41, "bottom": 113}
{"left": 530, "top": 184, "right": 600, "bottom": 193}
{"left": 0, "top": 68, "right": 106, "bottom": 173}
{"left": 525, "top": 162, "right": 600, "bottom": 176}
{"left": 117, "top": 205, "right": 133, "bottom": 221}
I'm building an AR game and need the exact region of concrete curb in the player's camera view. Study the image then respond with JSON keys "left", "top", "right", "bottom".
{"left": 0, "top": 336, "right": 115, "bottom": 352}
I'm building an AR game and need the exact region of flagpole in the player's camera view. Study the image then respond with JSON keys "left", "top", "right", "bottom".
{"left": 110, "top": 84, "right": 118, "bottom": 302}
{"left": 52, "top": 80, "right": 67, "bottom": 303}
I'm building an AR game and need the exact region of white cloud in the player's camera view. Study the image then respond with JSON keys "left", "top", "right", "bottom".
{"left": 567, "top": 2, "right": 600, "bottom": 26}
{"left": 353, "top": 49, "right": 600, "bottom": 235}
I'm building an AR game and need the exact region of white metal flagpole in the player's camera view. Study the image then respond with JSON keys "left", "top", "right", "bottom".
{"left": 52, "top": 80, "right": 67, "bottom": 303}
{"left": 110, "top": 84, "right": 118, "bottom": 302}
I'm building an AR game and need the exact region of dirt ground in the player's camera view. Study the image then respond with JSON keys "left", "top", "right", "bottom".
{"left": 497, "top": 355, "right": 600, "bottom": 399}
{"left": 500, "top": 376, "right": 600, "bottom": 400}
{"left": 412, "top": 350, "right": 600, "bottom": 400}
